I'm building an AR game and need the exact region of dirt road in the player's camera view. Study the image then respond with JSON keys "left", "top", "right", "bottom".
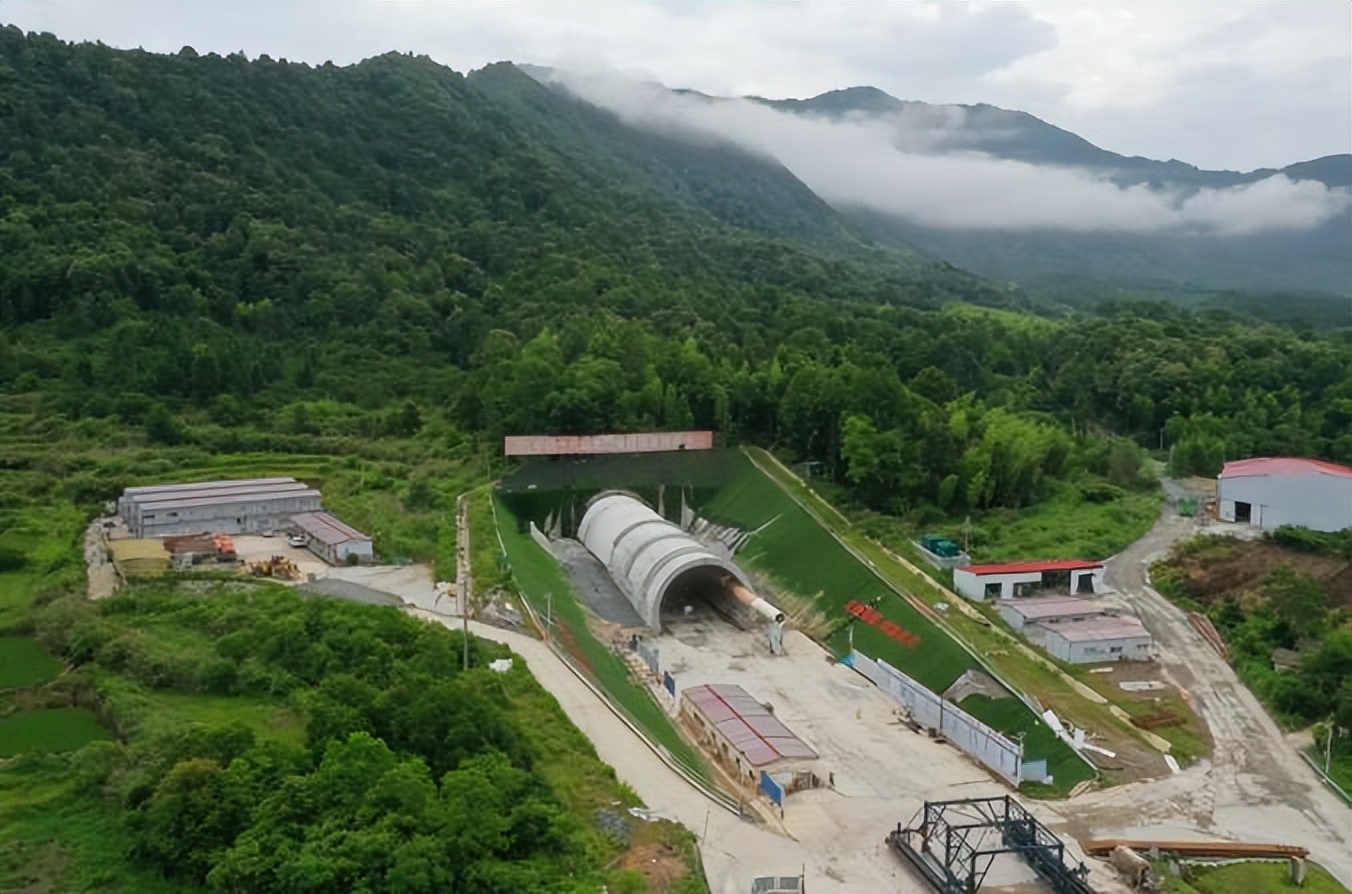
{"left": 1052, "top": 508, "right": 1352, "bottom": 887}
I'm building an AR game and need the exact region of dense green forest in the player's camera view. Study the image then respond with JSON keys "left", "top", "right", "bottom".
{"left": 2, "top": 581, "right": 700, "bottom": 893}
{"left": 2, "top": 27, "right": 1351, "bottom": 892}
{"left": 2, "top": 28, "right": 1350, "bottom": 529}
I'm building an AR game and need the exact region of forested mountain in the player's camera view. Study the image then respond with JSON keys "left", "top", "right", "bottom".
{"left": 1, "top": 28, "right": 1350, "bottom": 518}
{"left": 762, "top": 86, "right": 1352, "bottom": 301}
{"left": 528, "top": 72, "right": 1351, "bottom": 305}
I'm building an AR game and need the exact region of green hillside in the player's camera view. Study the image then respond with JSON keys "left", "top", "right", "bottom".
{"left": 1, "top": 28, "right": 1349, "bottom": 891}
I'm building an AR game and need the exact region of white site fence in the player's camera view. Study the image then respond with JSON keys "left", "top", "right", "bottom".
{"left": 849, "top": 651, "right": 1030, "bottom": 786}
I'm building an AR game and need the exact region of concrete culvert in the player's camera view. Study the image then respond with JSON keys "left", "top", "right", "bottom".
{"left": 578, "top": 491, "right": 777, "bottom": 629}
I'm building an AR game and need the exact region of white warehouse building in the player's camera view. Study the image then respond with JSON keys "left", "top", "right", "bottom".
{"left": 1034, "top": 617, "right": 1153, "bottom": 665}
{"left": 119, "top": 478, "right": 322, "bottom": 538}
{"left": 1217, "top": 457, "right": 1352, "bottom": 532}
{"left": 290, "top": 512, "right": 374, "bottom": 565}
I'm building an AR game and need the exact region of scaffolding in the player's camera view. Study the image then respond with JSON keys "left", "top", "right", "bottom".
{"left": 886, "top": 796, "right": 1095, "bottom": 894}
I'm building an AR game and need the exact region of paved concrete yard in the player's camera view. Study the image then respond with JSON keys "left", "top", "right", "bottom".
{"left": 655, "top": 612, "right": 1119, "bottom": 892}
{"left": 386, "top": 565, "right": 1127, "bottom": 892}
{"left": 232, "top": 534, "right": 330, "bottom": 581}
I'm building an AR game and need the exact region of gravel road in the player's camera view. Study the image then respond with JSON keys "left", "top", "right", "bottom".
{"left": 1051, "top": 507, "right": 1352, "bottom": 887}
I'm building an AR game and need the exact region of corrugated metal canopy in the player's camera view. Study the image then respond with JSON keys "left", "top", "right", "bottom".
{"left": 291, "top": 511, "right": 370, "bottom": 546}
{"left": 684, "top": 683, "right": 816, "bottom": 767}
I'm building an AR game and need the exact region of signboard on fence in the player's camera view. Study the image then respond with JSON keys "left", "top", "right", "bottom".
{"left": 759, "top": 771, "right": 784, "bottom": 809}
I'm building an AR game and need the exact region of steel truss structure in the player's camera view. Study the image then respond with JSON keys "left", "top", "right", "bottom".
{"left": 886, "top": 796, "right": 1096, "bottom": 894}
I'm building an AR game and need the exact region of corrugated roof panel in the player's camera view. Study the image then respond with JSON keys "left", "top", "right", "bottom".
{"left": 504, "top": 430, "right": 714, "bottom": 456}
{"left": 683, "top": 683, "right": 816, "bottom": 767}
{"left": 1035, "top": 616, "right": 1151, "bottom": 642}
{"left": 139, "top": 486, "right": 321, "bottom": 508}
{"left": 1003, "top": 596, "right": 1104, "bottom": 621}
{"left": 1221, "top": 457, "right": 1352, "bottom": 479}
{"left": 122, "top": 477, "right": 297, "bottom": 497}
{"left": 134, "top": 482, "right": 314, "bottom": 508}
{"left": 964, "top": 559, "right": 1103, "bottom": 575}
{"left": 291, "top": 512, "right": 371, "bottom": 546}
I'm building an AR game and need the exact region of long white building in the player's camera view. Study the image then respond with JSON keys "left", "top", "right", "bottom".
{"left": 1217, "top": 457, "right": 1352, "bottom": 532}
{"left": 119, "top": 478, "right": 322, "bottom": 538}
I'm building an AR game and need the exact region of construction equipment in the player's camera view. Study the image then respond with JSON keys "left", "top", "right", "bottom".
{"left": 248, "top": 555, "right": 300, "bottom": 581}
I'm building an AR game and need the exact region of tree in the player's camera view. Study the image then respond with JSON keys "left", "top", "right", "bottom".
{"left": 1264, "top": 565, "right": 1327, "bottom": 640}
{"left": 143, "top": 401, "right": 185, "bottom": 445}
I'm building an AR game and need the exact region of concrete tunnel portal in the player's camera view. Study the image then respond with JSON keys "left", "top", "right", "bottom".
{"left": 577, "top": 491, "right": 782, "bottom": 630}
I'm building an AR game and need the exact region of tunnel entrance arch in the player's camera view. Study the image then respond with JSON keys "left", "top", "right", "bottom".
{"left": 578, "top": 491, "right": 770, "bottom": 629}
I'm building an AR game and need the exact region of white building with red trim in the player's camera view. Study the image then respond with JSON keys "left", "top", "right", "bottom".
{"left": 1217, "top": 457, "right": 1352, "bottom": 532}
{"left": 952, "top": 559, "right": 1105, "bottom": 602}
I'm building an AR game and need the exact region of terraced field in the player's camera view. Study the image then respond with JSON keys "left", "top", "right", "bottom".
{"left": 0, "top": 708, "right": 110, "bottom": 757}
{"left": 0, "top": 637, "right": 63, "bottom": 690}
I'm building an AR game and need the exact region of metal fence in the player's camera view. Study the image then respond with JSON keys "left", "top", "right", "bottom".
{"left": 851, "top": 651, "right": 1024, "bottom": 786}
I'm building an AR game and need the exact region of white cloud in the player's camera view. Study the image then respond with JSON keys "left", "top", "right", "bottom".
{"left": 1, "top": 1, "right": 1347, "bottom": 170}
{"left": 548, "top": 71, "right": 1351, "bottom": 236}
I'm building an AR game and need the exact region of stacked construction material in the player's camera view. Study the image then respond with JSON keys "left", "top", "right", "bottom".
{"left": 164, "top": 534, "right": 216, "bottom": 565}
{"left": 110, "top": 539, "right": 170, "bottom": 577}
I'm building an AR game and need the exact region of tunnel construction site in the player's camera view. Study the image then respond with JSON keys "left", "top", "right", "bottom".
{"left": 575, "top": 490, "right": 785, "bottom": 631}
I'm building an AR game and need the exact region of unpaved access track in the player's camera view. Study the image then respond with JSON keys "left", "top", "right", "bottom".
{"left": 1049, "top": 509, "right": 1352, "bottom": 887}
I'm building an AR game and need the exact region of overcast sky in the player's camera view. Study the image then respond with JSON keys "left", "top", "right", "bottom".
{"left": 3, "top": 1, "right": 1348, "bottom": 172}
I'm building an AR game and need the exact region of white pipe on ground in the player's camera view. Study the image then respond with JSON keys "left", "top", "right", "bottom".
{"left": 726, "top": 578, "right": 785, "bottom": 624}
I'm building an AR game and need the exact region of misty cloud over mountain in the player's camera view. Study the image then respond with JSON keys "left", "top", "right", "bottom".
{"left": 543, "top": 71, "right": 1351, "bottom": 238}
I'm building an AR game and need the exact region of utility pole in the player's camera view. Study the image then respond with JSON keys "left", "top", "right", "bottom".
{"left": 460, "top": 573, "right": 470, "bottom": 671}
{"left": 1325, "top": 716, "right": 1335, "bottom": 775}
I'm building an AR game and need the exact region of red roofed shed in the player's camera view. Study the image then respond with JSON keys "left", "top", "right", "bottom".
{"left": 680, "top": 683, "right": 816, "bottom": 788}
{"left": 953, "top": 559, "right": 1105, "bottom": 602}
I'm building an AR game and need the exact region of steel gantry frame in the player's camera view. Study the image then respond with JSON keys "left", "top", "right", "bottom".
{"left": 886, "top": 796, "right": 1096, "bottom": 894}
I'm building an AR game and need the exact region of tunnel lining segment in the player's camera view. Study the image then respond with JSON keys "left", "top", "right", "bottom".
{"left": 578, "top": 491, "right": 753, "bottom": 628}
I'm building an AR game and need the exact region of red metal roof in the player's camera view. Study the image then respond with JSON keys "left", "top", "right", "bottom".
{"left": 683, "top": 683, "right": 816, "bottom": 767}
{"left": 1220, "top": 457, "right": 1352, "bottom": 480}
{"left": 962, "top": 559, "right": 1103, "bottom": 576}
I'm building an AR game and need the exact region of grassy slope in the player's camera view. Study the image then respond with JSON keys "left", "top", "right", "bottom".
{"left": 709, "top": 449, "right": 1093, "bottom": 790}
{"left": 703, "top": 454, "right": 975, "bottom": 691}
{"left": 1161, "top": 860, "right": 1348, "bottom": 894}
{"left": 492, "top": 496, "right": 708, "bottom": 778}
{"left": 0, "top": 756, "right": 182, "bottom": 894}
{"left": 955, "top": 485, "right": 1162, "bottom": 562}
